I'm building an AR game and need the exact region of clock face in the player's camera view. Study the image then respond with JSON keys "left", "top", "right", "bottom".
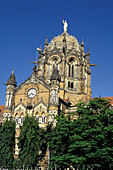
{"left": 27, "top": 88, "right": 37, "bottom": 99}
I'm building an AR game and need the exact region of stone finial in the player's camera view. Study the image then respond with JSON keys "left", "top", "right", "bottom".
{"left": 7, "top": 69, "right": 17, "bottom": 87}
{"left": 45, "top": 37, "right": 48, "bottom": 48}
{"left": 81, "top": 38, "right": 84, "bottom": 48}
{"left": 87, "top": 47, "right": 90, "bottom": 56}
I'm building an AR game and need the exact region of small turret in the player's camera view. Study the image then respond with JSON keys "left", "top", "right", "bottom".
{"left": 4, "top": 69, "right": 17, "bottom": 117}
{"left": 7, "top": 69, "right": 17, "bottom": 87}
{"left": 45, "top": 37, "right": 48, "bottom": 48}
{"left": 81, "top": 38, "right": 84, "bottom": 52}
{"left": 81, "top": 38, "right": 84, "bottom": 48}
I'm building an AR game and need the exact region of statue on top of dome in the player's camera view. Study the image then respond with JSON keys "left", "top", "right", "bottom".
{"left": 63, "top": 19, "right": 68, "bottom": 33}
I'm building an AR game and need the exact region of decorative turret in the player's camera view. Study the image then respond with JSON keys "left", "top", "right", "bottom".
{"left": 7, "top": 69, "right": 17, "bottom": 87}
{"left": 81, "top": 38, "right": 84, "bottom": 52}
{"left": 45, "top": 37, "right": 48, "bottom": 49}
{"left": 4, "top": 69, "right": 17, "bottom": 117}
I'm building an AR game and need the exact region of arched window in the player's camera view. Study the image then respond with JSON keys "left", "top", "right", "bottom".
{"left": 68, "top": 64, "right": 70, "bottom": 77}
{"left": 49, "top": 57, "right": 59, "bottom": 76}
{"left": 42, "top": 117, "right": 46, "bottom": 123}
{"left": 68, "top": 57, "right": 75, "bottom": 78}
{"left": 68, "top": 81, "right": 70, "bottom": 88}
{"left": 21, "top": 117, "right": 24, "bottom": 124}
{"left": 35, "top": 112, "right": 39, "bottom": 116}
{"left": 68, "top": 81, "right": 74, "bottom": 89}
{"left": 71, "top": 82, "right": 73, "bottom": 88}
{"left": 15, "top": 118, "right": 19, "bottom": 124}
{"left": 72, "top": 65, "right": 74, "bottom": 78}
{"left": 51, "top": 90, "right": 58, "bottom": 104}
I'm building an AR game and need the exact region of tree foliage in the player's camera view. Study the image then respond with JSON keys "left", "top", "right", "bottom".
{"left": 18, "top": 115, "right": 40, "bottom": 169}
{"left": 71, "top": 98, "right": 113, "bottom": 169}
{"left": 0, "top": 117, "right": 15, "bottom": 169}
{"left": 39, "top": 123, "right": 53, "bottom": 161}
{"left": 46, "top": 113, "right": 75, "bottom": 169}
{"left": 47, "top": 98, "right": 113, "bottom": 169}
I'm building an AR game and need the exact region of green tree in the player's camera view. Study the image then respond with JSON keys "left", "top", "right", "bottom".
{"left": 47, "top": 99, "right": 113, "bottom": 170}
{"left": 69, "top": 98, "right": 113, "bottom": 169}
{"left": 18, "top": 115, "right": 40, "bottom": 169}
{"left": 46, "top": 113, "right": 74, "bottom": 169}
{"left": 39, "top": 123, "right": 53, "bottom": 161}
{"left": 0, "top": 117, "right": 15, "bottom": 169}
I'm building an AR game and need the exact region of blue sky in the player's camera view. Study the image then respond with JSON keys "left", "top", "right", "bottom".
{"left": 0, "top": 0, "right": 113, "bottom": 104}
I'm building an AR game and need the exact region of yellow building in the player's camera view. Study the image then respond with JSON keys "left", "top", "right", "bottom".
{"left": 3, "top": 21, "right": 92, "bottom": 159}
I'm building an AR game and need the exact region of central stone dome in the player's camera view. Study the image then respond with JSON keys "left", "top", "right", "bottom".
{"left": 47, "top": 32, "right": 80, "bottom": 53}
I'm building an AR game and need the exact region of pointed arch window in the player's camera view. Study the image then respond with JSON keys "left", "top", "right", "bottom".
{"left": 68, "top": 57, "right": 76, "bottom": 78}
{"left": 72, "top": 65, "right": 74, "bottom": 78}
{"left": 71, "top": 82, "right": 73, "bottom": 88}
{"left": 42, "top": 117, "right": 46, "bottom": 123}
{"left": 68, "top": 64, "right": 70, "bottom": 77}
{"left": 21, "top": 117, "right": 24, "bottom": 124}
{"left": 68, "top": 81, "right": 70, "bottom": 88}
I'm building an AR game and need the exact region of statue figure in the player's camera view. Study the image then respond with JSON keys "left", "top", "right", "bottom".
{"left": 63, "top": 19, "right": 68, "bottom": 32}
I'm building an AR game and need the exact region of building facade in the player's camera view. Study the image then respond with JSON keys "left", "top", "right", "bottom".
{"left": 3, "top": 21, "right": 92, "bottom": 159}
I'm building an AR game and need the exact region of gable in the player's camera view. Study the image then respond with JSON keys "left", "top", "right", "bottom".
{"left": 14, "top": 103, "right": 26, "bottom": 117}
{"left": 14, "top": 81, "right": 50, "bottom": 107}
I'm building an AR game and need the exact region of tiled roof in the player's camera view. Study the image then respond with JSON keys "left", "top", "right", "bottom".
{"left": 0, "top": 105, "right": 5, "bottom": 113}
{"left": 91, "top": 97, "right": 113, "bottom": 106}
{"left": 100, "top": 97, "right": 113, "bottom": 106}
{"left": 0, "top": 105, "right": 5, "bottom": 123}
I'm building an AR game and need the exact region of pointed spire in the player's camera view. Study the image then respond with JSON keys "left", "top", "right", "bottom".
{"left": 81, "top": 38, "right": 84, "bottom": 53}
{"left": 81, "top": 38, "right": 84, "bottom": 48}
{"left": 12, "top": 68, "right": 14, "bottom": 74}
{"left": 7, "top": 69, "right": 17, "bottom": 87}
{"left": 45, "top": 37, "right": 48, "bottom": 48}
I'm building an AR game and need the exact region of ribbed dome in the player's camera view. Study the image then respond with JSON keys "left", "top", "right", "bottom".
{"left": 47, "top": 32, "right": 80, "bottom": 52}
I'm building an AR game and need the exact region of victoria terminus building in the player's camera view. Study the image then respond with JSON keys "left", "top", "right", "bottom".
{"left": 3, "top": 20, "right": 94, "bottom": 156}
